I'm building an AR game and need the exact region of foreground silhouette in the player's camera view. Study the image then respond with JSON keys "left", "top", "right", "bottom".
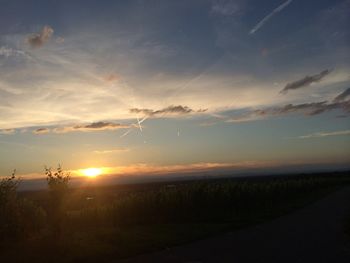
{"left": 116, "top": 186, "right": 350, "bottom": 263}
{"left": 1, "top": 172, "right": 349, "bottom": 262}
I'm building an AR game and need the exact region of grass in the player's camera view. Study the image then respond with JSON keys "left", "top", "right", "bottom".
{"left": 1, "top": 172, "right": 350, "bottom": 262}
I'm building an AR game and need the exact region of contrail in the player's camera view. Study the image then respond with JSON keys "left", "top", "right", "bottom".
{"left": 136, "top": 115, "right": 148, "bottom": 133}
{"left": 120, "top": 129, "right": 132, "bottom": 138}
{"left": 249, "top": 0, "right": 293, "bottom": 35}
{"left": 136, "top": 116, "right": 143, "bottom": 132}
{"left": 166, "top": 53, "right": 225, "bottom": 101}
{"left": 139, "top": 116, "right": 148, "bottom": 124}
{"left": 120, "top": 115, "right": 148, "bottom": 138}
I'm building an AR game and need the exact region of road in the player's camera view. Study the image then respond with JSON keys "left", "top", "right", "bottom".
{"left": 115, "top": 186, "right": 350, "bottom": 263}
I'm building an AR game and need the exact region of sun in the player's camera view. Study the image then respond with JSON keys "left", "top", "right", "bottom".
{"left": 81, "top": 168, "right": 102, "bottom": 177}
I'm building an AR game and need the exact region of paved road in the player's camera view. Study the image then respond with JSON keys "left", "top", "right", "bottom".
{"left": 115, "top": 187, "right": 350, "bottom": 263}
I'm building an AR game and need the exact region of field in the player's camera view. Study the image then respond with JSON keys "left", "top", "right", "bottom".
{"left": 345, "top": 213, "right": 350, "bottom": 241}
{"left": 1, "top": 172, "right": 350, "bottom": 262}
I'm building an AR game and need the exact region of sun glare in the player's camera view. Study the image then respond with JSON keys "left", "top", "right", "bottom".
{"left": 81, "top": 168, "right": 102, "bottom": 177}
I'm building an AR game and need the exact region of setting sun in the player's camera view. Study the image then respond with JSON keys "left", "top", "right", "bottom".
{"left": 81, "top": 168, "right": 102, "bottom": 177}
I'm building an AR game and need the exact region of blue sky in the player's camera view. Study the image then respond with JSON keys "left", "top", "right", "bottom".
{"left": 0, "top": 0, "right": 349, "bottom": 178}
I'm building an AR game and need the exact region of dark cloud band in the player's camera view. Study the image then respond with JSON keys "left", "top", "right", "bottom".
{"left": 32, "top": 121, "right": 130, "bottom": 134}
{"left": 129, "top": 105, "right": 207, "bottom": 117}
{"left": 280, "top": 69, "right": 331, "bottom": 94}
{"left": 333, "top": 87, "right": 350, "bottom": 102}
{"left": 226, "top": 99, "right": 350, "bottom": 122}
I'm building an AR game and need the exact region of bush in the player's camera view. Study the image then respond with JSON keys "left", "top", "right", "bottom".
{"left": 0, "top": 170, "right": 47, "bottom": 242}
{"left": 45, "top": 165, "right": 70, "bottom": 237}
{"left": 17, "top": 198, "right": 47, "bottom": 237}
{"left": 0, "top": 170, "right": 20, "bottom": 240}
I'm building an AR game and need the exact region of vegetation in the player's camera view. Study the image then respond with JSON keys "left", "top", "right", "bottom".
{"left": 45, "top": 165, "right": 70, "bottom": 238}
{"left": 61, "top": 175, "right": 348, "bottom": 229}
{"left": 0, "top": 170, "right": 46, "bottom": 244}
{"left": 0, "top": 170, "right": 349, "bottom": 262}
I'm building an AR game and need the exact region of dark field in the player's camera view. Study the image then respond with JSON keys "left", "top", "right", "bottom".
{"left": 1, "top": 172, "right": 350, "bottom": 262}
{"left": 346, "top": 213, "right": 350, "bottom": 240}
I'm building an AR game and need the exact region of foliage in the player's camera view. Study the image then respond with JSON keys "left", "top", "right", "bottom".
{"left": 45, "top": 165, "right": 70, "bottom": 237}
{"left": 0, "top": 170, "right": 19, "bottom": 206}
{"left": 0, "top": 170, "right": 46, "bottom": 242}
{"left": 0, "top": 170, "right": 20, "bottom": 239}
{"left": 1, "top": 171, "right": 349, "bottom": 262}
{"left": 46, "top": 165, "right": 70, "bottom": 195}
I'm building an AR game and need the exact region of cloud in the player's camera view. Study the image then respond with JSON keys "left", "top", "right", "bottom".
{"left": 249, "top": 0, "right": 293, "bottom": 34}
{"left": 299, "top": 130, "right": 350, "bottom": 139}
{"left": 0, "top": 47, "right": 27, "bottom": 58}
{"left": 93, "top": 148, "right": 129, "bottom": 154}
{"left": 261, "top": 101, "right": 346, "bottom": 116}
{"left": 211, "top": 0, "right": 241, "bottom": 16}
{"left": 33, "top": 128, "right": 50, "bottom": 134}
{"left": 104, "top": 73, "right": 119, "bottom": 83}
{"left": 0, "top": 129, "right": 15, "bottom": 135}
{"left": 226, "top": 100, "right": 350, "bottom": 122}
{"left": 53, "top": 122, "right": 130, "bottom": 133}
{"left": 129, "top": 105, "right": 207, "bottom": 117}
{"left": 26, "top": 25, "right": 54, "bottom": 48}
{"left": 280, "top": 69, "right": 331, "bottom": 94}
{"left": 226, "top": 112, "right": 263, "bottom": 123}
{"left": 32, "top": 122, "right": 130, "bottom": 134}
{"left": 55, "top": 37, "right": 65, "bottom": 44}
{"left": 333, "top": 87, "right": 350, "bottom": 102}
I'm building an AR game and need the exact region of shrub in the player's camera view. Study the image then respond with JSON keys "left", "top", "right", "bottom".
{"left": 45, "top": 165, "right": 70, "bottom": 237}
{"left": 0, "top": 170, "right": 20, "bottom": 240}
{"left": 0, "top": 170, "right": 47, "bottom": 242}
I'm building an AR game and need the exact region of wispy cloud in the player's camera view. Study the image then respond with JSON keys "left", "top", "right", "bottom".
{"left": 0, "top": 47, "right": 28, "bottom": 58}
{"left": 54, "top": 122, "right": 130, "bottom": 133}
{"left": 226, "top": 100, "right": 350, "bottom": 122}
{"left": 280, "top": 69, "right": 331, "bottom": 94}
{"left": 33, "top": 128, "right": 50, "bottom": 135}
{"left": 26, "top": 25, "right": 54, "bottom": 48}
{"left": 299, "top": 130, "right": 350, "bottom": 139}
{"left": 0, "top": 4, "right": 348, "bottom": 132}
{"left": 32, "top": 122, "right": 130, "bottom": 134}
{"left": 93, "top": 148, "right": 129, "bottom": 154}
{"left": 249, "top": 0, "right": 293, "bottom": 34}
{"left": 211, "top": 0, "right": 241, "bottom": 16}
{"left": 260, "top": 101, "right": 348, "bottom": 116}
{"left": 0, "top": 129, "right": 15, "bottom": 135}
{"left": 129, "top": 105, "right": 207, "bottom": 117}
{"left": 333, "top": 87, "right": 350, "bottom": 102}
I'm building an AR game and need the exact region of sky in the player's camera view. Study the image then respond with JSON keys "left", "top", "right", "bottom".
{"left": 0, "top": 0, "right": 349, "bottom": 180}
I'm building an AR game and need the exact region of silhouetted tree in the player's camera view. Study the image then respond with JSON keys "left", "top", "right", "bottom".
{"left": 45, "top": 165, "right": 70, "bottom": 238}
{"left": 0, "top": 170, "right": 20, "bottom": 240}
{"left": 0, "top": 170, "right": 47, "bottom": 244}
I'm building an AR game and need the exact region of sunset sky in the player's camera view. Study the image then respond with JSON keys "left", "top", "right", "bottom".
{"left": 0, "top": 0, "right": 349, "bottom": 179}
